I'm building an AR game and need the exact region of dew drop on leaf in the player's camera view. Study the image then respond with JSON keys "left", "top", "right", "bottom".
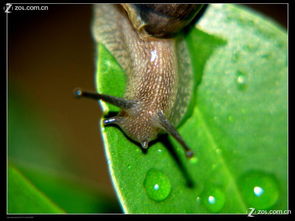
{"left": 196, "top": 196, "right": 201, "bottom": 204}
{"left": 201, "top": 187, "right": 225, "bottom": 212}
{"left": 157, "top": 148, "right": 163, "bottom": 153}
{"left": 144, "top": 169, "right": 171, "bottom": 202}
{"left": 190, "top": 156, "right": 198, "bottom": 164}
{"left": 238, "top": 171, "right": 279, "bottom": 209}
{"left": 235, "top": 70, "right": 248, "bottom": 91}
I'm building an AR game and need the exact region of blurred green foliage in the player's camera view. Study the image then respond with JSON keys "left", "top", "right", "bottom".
{"left": 8, "top": 87, "right": 121, "bottom": 213}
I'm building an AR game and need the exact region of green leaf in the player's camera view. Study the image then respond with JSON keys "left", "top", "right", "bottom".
{"left": 95, "top": 4, "right": 287, "bottom": 213}
{"left": 8, "top": 87, "right": 121, "bottom": 213}
{"left": 8, "top": 165, "right": 64, "bottom": 213}
{"left": 8, "top": 163, "right": 121, "bottom": 213}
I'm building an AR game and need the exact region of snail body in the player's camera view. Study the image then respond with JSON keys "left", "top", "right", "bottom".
{"left": 76, "top": 4, "right": 203, "bottom": 157}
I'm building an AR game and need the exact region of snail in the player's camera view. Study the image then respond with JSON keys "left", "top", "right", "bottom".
{"left": 74, "top": 4, "right": 204, "bottom": 158}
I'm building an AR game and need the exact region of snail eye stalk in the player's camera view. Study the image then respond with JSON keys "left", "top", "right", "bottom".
{"left": 157, "top": 112, "right": 194, "bottom": 158}
{"left": 73, "top": 88, "right": 136, "bottom": 109}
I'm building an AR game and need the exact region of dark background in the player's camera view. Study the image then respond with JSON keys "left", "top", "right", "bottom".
{"left": 8, "top": 4, "right": 287, "bottom": 202}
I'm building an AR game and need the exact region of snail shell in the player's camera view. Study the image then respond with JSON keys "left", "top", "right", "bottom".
{"left": 121, "top": 4, "right": 203, "bottom": 39}
{"left": 91, "top": 4, "right": 202, "bottom": 157}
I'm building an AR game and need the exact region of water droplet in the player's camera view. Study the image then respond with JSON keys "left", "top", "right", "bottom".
{"left": 235, "top": 71, "right": 248, "bottom": 91}
{"left": 127, "top": 164, "right": 132, "bottom": 169}
{"left": 208, "top": 195, "right": 216, "bottom": 204}
{"left": 157, "top": 148, "right": 163, "bottom": 153}
{"left": 190, "top": 156, "right": 198, "bottom": 164}
{"left": 154, "top": 184, "right": 160, "bottom": 190}
{"left": 144, "top": 169, "right": 171, "bottom": 201}
{"left": 216, "top": 148, "right": 222, "bottom": 154}
{"left": 238, "top": 171, "right": 279, "bottom": 209}
{"left": 254, "top": 186, "right": 264, "bottom": 197}
{"left": 201, "top": 187, "right": 225, "bottom": 212}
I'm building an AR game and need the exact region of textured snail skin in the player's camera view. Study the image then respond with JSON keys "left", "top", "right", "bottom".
{"left": 92, "top": 4, "right": 194, "bottom": 149}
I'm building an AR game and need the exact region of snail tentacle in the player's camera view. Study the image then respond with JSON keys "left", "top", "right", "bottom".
{"left": 157, "top": 111, "right": 194, "bottom": 158}
{"left": 73, "top": 88, "right": 136, "bottom": 109}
